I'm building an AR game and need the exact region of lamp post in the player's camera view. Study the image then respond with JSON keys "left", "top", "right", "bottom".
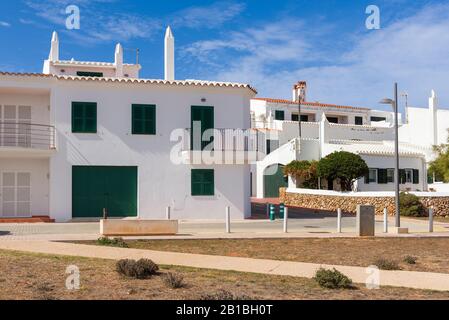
{"left": 379, "top": 82, "right": 400, "bottom": 228}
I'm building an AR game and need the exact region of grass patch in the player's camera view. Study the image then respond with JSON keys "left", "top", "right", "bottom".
{"left": 403, "top": 256, "right": 418, "bottom": 265}
{"left": 163, "top": 272, "right": 185, "bottom": 289}
{"left": 314, "top": 268, "right": 353, "bottom": 289}
{"left": 116, "top": 259, "right": 159, "bottom": 279}
{"left": 96, "top": 237, "right": 128, "bottom": 248}
{"left": 373, "top": 258, "right": 401, "bottom": 270}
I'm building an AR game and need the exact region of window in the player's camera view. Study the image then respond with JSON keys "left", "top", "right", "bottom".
{"left": 365, "top": 169, "right": 378, "bottom": 184}
{"left": 355, "top": 116, "right": 363, "bottom": 125}
{"left": 72, "top": 102, "right": 97, "bottom": 133}
{"left": 371, "top": 116, "right": 387, "bottom": 122}
{"left": 378, "top": 169, "right": 388, "bottom": 184}
{"left": 275, "top": 110, "right": 285, "bottom": 120}
{"left": 387, "top": 169, "right": 395, "bottom": 183}
{"left": 76, "top": 71, "right": 104, "bottom": 77}
{"left": 413, "top": 169, "right": 420, "bottom": 184}
{"left": 291, "top": 114, "right": 309, "bottom": 122}
{"left": 191, "top": 169, "right": 214, "bottom": 196}
{"left": 327, "top": 116, "right": 339, "bottom": 124}
{"left": 132, "top": 104, "right": 156, "bottom": 135}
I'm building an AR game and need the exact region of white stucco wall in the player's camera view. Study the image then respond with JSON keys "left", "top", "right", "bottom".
{"left": 48, "top": 80, "right": 252, "bottom": 222}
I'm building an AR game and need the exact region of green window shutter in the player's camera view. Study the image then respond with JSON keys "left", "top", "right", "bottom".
{"left": 378, "top": 169, "right": 388, "bottom": 184}
{"left": 72, "top": 102, "right": 97, "bottom": 133}
{"left": 413, "top": 169, "right": 419, "bottom": 184}
{"left": 364, "top": 172, "right": 370, "bottom": 184}
{"left": 275, "top": 110, "right": 285, "bottom": 120}
{"left": 191, "top": 169, "right": 215, "bottom": 196}
{"left": 399, "top": 169, "right": 406, "bottom": 184}
{"left": 132, "top": 104, "right": 156, "bottom": 135}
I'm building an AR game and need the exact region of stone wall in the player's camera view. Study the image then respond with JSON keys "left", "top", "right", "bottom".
{"left": 279, "top": 188, "right": 449, "bottom": 217}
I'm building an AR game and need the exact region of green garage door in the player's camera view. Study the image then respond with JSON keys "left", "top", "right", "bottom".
{"left": 264, "top": 164, "right": 288, "bottom": 198}
{"left": 72, "top": 166, "right": 138, "bottom": 218}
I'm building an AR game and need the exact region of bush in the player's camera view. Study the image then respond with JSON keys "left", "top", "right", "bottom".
{"left": 97, "top": 237, "right": 128, "bottom": 248}
{"left": 116, "top": 258, "right": 159, "bottom": 279}
{"left": 399, "top": 192, "right": 425, "bottom": 217}
{"left": 403, "top": 255, "right": 418, "bottom": 265}
{"left": 163, "top": 272, "right": 185, "bottom": 289}
{"left": 314, "top": 268, "right": 353, "bottom": 289}
{"left": 200, "top": 289, "right": 251, "bottom": 300}
{"left": 373, "top": 258, "right": 400, "bottom": 270}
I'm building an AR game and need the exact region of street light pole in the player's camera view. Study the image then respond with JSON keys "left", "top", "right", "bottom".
{"left": 393, "top": 82, "right": 401, "bottom": 228}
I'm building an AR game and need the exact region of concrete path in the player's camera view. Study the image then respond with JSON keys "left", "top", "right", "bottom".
{"left": 1, "top": 240, "right": 449, "bottom": 292}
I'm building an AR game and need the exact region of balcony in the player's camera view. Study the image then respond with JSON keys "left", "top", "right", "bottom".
{"left": 179, "top": 128, "right": 266, "bottom": 164}
{"left": 0, "top": 122, "right": 56, "bottom": 157}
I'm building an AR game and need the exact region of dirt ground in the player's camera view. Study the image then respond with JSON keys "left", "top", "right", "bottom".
{"left": 82, "top": 237, "right": 449, "bottom": 274}
{"left": 1, "top": 250, "right": 449, "bottom": 300}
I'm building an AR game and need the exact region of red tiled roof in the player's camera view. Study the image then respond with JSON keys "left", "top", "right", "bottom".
{"left": 253, "top": 97, "right": 370, "bottom": 111}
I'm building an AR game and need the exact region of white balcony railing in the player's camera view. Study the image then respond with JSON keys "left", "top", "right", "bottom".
{"left": 0, "top": 122, "right": 56, "bottom": 150}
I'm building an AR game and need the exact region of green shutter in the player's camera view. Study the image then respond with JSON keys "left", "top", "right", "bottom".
{"left": 364, "top": 172, "right": 370, "bottom": 184}
{"left": 72, "top": 102, "right": 97, "bottom": 133}
{"left": 191, "top": 169, "right": 215, "bottom": 196}
{"left": 378, "top": 169, "right": 388, "bottom": 184}
{"left": 413, "top": 169, "right": 419, "bottom": 184}
{"left": 132, "top": 104, "right": 156, "bottom": 135}
{"left": 275, "top": 110, "right": 285, "bottom": 120}
{"left": 191, "top": 106, "right": 214, "bottom": 150}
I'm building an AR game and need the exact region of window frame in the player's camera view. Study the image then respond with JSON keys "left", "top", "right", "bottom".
{"left": 132, "top": 104, "right": 156, "bottom": 135}
{"left": 368, "top": 168, "right": 378, "bottom": 184}
{"left": 355, "top": 116, "right": 363, "bottom": 125}
{"left": 191, "top": 169, "right": 215, "bottom": 196}
{"left": 71, "top": 102, "right": 97, "bottom": 134}
{"left": 274, "top": 110, "right": 285, "bottom": 121}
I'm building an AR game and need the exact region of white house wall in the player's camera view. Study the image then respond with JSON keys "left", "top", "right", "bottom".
{"left": 49, "top": 80, "right": 252, "bottom": 222}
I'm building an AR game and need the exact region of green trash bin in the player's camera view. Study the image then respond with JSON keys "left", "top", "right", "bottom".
{"left": 269, "top": 204, "right": 276, "bottom": 221}
{"left": 279, "top": 203, "right": 285, "bottom": 219}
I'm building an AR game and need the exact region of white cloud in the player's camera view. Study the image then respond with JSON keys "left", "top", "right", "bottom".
{"left": 0, "top": 21, "right": 11, "bottom": 27}
{"left": 172, "top": 2, "right": 245, "bottom": 29}
{"left": 183, "top": 3, "right": 449, "bottom": 110}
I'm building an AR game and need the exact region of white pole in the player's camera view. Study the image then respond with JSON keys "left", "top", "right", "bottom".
{"left": 429, "top": 207, "right": 434, "bottom": 233}
{"left": 283, "top": 207, "right": 288, "bottom": 233}
{"left": 226, "top": 206, "right": 231, "bottom": 233}
{"left": 337, "top": 208, "right": 342, "bottom": 233}
{"left": 266, "top": 203, "right": 270, "bottom": 219}
{"left": 166, "top": 206, "right": 171, "bottom": 220}
{"left": 383, "top": 208, "right": 388, "bottom": 233}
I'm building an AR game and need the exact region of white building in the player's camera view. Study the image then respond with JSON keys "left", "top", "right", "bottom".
{"left": 251, "top": 82, "right": 430, "bottom": 198}
{"left": 0, "top": 29, "right": 256, "bottom": 221}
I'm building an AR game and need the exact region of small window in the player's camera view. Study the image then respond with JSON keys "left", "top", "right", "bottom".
{"left": 76, "top": 71, "right": 104, "bottom": 77}
{"left": 387, "top": 169, "right": 395, "bottom": 183}
{"left": 275, "top": 110, "right": 285, "bottom": 121}
{"left": 327, "top": 116, "right": 339, "bottom": 124}
{"left": 72, "top": 102, "right": 97, "bottom": 133}
{"left": 132, "top": 104, "right": 156, "bottom": 135}
{"left": 355, "top": 116, "right": 363, "bottom": 125}
{"left": 368, "top": 169, "right": 378, "bottom": 183}
{"left": 291, "top": 114, "right": 308, "bottom": 122}
{"left": 370, "top": 116, "right": 387, "bottom": 122}
{"left": 291, "top": 114, "right": 299, "bottom": 122}
{"left": 413, "top": 169, "right": 420, "bottom": 184}
{"left": 405, "top": 169, "right": 413, "bottom": 184}
{"left": 191, "top": 169, "right": 215, "bottom": 196}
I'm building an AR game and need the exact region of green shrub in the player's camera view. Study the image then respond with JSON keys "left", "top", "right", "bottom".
{"left": 97, "top": 237, "right": 128, "bottom": 248}
{"left": 403, "top": 255, "right": 418, "bottom": 265}
{"left": 373, "top": 258, "right": 400, "bottom": 270}
{"left": 399, "top": 192, "right": 425, "bottom": 217}
{"left": 116, "top": 258, "right": 159, "bottom": 279}
{"left": 163, "top": 272, "right": 185, "bottom": 289}
{"left": 200, "top": 289, "right": 252, "bottom": 300}
{"left": 314, "top": 268, "right": 353, "bottom": 289}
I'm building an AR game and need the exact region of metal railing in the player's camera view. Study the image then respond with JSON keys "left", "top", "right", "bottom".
{"left": 181, "top": 128, "right": 266, "bottom": 153}
{"left": 0, "top": 122, "right": 56, "bottom": 150}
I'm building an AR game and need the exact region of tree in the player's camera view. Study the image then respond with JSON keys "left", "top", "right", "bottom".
{"left": 429, "top": 129, "right": 449, "bottom": 182}
{"left": 317, "top": 151, "right": 369, "bottom": 191}
{"left": 284, "top": 160, "right": 319, "bottom": 189}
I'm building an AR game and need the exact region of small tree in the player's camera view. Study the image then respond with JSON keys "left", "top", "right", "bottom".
{"left": 317, "top": 151, "right": 369, "bottom": 191}
{"left": 284, "top": 160, "right": 318, "bottom": 189}
{"left": 429, "top": 130, "right": 449, "bottom": 182}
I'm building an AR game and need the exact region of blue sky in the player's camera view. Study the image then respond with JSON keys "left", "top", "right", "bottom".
{"left": 1, "top": 0, "right": 449, "bottom": 112}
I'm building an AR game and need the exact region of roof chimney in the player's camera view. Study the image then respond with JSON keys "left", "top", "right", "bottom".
{"left": 293, "top": 81, "right": 307, "bottom": 102}
{"left": 49, "top": 31, "right": 59, "bottom": 62}
{"left": 115, "top": 43, "right": 124, "bottom": 78}
{"left": 164, "top": 26, "right": 175, "bottom": 81}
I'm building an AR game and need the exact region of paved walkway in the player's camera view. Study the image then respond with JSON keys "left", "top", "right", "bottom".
{"left": 0, "top": 240, "right": 449, "bottom": 292}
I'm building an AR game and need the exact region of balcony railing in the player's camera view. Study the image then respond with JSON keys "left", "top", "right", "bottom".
{"left": 181, "top": 128, "right": 266, "bottom": 153}
{"left": 0, "top": 122, "right": 56, "bottom": 150}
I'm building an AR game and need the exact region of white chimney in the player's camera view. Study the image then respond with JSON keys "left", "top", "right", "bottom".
{"left": 429, "top": 89, "right": 438, "bottom": 145}
{"left": 293, "top": 81, "right": 307, "bottom": 102}
{"left": 164, "top": 26, "right": 175, "bottom": 81}
{"left": 49, "top": 31, "right": 59, "bottom": 62}
{"left": 115, "top": 43, "right": 124, "bottom": 78}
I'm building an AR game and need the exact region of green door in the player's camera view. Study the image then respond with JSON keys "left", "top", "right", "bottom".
{"left": 191, "top": 106, "right": 214, "bottom": 150}
{"left": 264, "top": 164, "right": 288, "bottom": 198}
{"left": 72, "top": 166, "right": 138, "bottom": 218}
